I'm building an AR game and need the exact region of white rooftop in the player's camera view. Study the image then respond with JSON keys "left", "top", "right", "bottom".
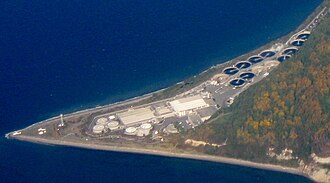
{"left": 118, "top": 107, "right": 155, "bottom": 126}
{"left": 170, "top": 95, "right": 208, "bottom": 112}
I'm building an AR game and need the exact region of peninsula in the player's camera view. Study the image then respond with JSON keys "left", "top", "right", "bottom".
{"left": 6, "top": 2, "right": 330, "bottom": 182}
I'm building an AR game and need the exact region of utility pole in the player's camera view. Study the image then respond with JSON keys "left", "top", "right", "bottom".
{"left": 60, "top": 114, "right": 64, "bottom": 127}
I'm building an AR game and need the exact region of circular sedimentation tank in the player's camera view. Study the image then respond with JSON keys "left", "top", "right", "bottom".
{"left": 230, "top": 79, "right": 246, "bottom": 87}
{"left": 282, "top": 47, "right": 298, "bottom": 55}
{"left": 297, "top": 32, "right": 310, "bottom": 40}
{"left": 260, "top": 50, "right": 276, "bottom": 58}
{"left": 135, "top": 123, "right": 153, "bottom": 137}
{"left": 96, "top": 117, "right": 108, "bottom": 125}
{"left": 240, "top": 72, "right": 255, "bottom": 80}
{"left": 277, "top": 55, "right": 291, "bottom": 62}
{"left": 235, "top": 61, "right": 252, "bottom": 69}
{"left": 93, "top": 125, "right": 105, "bottom": 134}
{"left": 107, "top": 121, "right": 120, "bottom": 130}
{"left": 248, "top": 56, "right": 264, "bottom": 64}
{"left": 140, "top": 123, "right": 152, "bottom": 130}
{"left": 223, "top": 67, "right": 239, "bottom": 75}
{"left": 291, "top": 39, "right": 305, "bottom": 47}
{"left": 125, "top": 127, "right": 137, "bottom": 135}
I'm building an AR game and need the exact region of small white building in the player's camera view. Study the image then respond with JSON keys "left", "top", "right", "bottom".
{"left": 154, "top": 106, "right": 172, "bottom": 116}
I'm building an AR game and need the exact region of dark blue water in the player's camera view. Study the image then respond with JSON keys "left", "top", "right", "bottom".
{"left": 0, "top": 0, "right": 321, "bottom": 182}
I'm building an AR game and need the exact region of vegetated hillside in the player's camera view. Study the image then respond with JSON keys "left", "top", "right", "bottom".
{"left": 179, "top": 14, "right": 330, "bottom": 162}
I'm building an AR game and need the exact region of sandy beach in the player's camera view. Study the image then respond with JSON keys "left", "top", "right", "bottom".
{"left": 10, "top": 135, "right": 313, "bottom": 181}
{"left": 5, "top": 2, "right": 329, "bottom": 183}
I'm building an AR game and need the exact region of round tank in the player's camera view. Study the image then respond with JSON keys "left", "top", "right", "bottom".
{"left": 96, "top": 117, "right": 108, "bottom": 125}
{"left": 230, "top": 79, "right": 246, "bottom": 87}
{"left": 93, "top": 125, "right": 105, "bottom": 134}
{"left": 136, "top": 129, "right": 150, "bottom": 137}
{"left": 282, "top": 47, "right": 298, "bottom": 55}
{"left": 125, "top": 127, "right": 137, "bottom": 135}
{"left": 223, "top": 67, "right": 239, "bottom": 75}
{"left": 296, "top": 32, "right": 310, "bottom": 40}
{"left": 277, "top": 55, "right": 291, "bottom": 62}
{"left": 235, "top": 61, "right": 251, "bottom": 69}
{"left": 135, "top": 123, "right": 152, "bottom": 137}
{"left": 107, "top": 121, "right": 119, "bottom": 130}
{"left": 140, "top": 123, "right": 152, "bottom": 130}
{"left": 240, "top": 72, "right": 255, "bottom": 80}
{"left": 291, "top": 39, "right": 305, "bottom": 46}
{"left": 260, "top": 50, "right": 276, "bottom": 58}
{"left": 248, "top": 56, "right": 264, "bottom": 64}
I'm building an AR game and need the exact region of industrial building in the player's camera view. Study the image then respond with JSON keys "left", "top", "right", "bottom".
{"left": 197, "top": 106, "right": 218, "bottom": 121}
{"left": 117, "top": 107, "right": 155, "bottom": 126}
{"left": 154, "top": 105, "right": 173, "bottom": 116}
{"left": 164, "top": 124, "right": 178, "bottom": 134}
{"left": 169, "top": 95, "right": 209, "bottom": 116}
{"left": 188, "top": 114, "right": 203, "bottom": 126}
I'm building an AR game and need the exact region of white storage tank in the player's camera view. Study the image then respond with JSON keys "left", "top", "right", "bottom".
{"left": 140, "top": 123, "right": 152, "bottom": 130}
{"left": 107, "top": 121, "right": 120, "bottom": 130}
{"left": 125, "top": 127, "right": 137, "bottom": 135}
{"left": 137, "top": 123, "right": 152, "bottom": 136}
{"left": 93, "top": 124, "right": 106, "bottom": 134}
{"left": 96, "top": 117, "right": 108, "bottom": 125}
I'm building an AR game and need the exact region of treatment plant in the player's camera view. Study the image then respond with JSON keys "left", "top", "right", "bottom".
{"left": 11, "top": 21, "right": 316, "bottom": 143}
{"left": 7, "top": 4, "right": 328, "bottom": 156}
{"left": 80, "top": 21, "right": 315, "bottom": 141}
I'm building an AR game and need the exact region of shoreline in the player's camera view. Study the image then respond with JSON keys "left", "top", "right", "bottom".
{"left": 5, "top": 1, "right": 329, "bottom": 182}
{"left": 7, "top": 3, "right": 326, "bottom": 133}
{"left": 9, "top": 135, "right": 313, "bottom": 181}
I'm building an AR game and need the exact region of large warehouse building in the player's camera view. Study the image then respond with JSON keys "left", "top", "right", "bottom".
{"left": 169, "top": 95, "right": 208, "bottom": 116}
{"left": 117, "top": 107, "right": 155, "bottom": 126}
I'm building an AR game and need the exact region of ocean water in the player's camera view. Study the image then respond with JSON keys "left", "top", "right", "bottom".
{"left": 0, "top": 0, "right": 321, "bottom": 182}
